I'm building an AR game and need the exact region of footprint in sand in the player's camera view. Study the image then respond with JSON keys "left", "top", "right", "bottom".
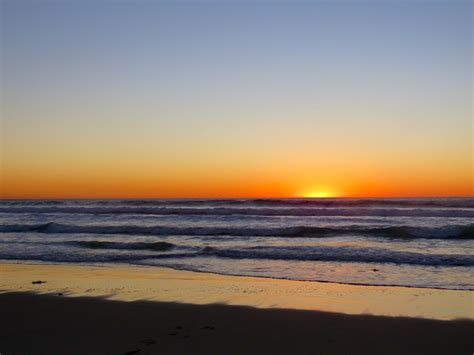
{"left": 201, "top": 326, "right": 215, "bottom": 330}
{"left": 140, "top": 338, "right": 156, "bottom": 346}
{"left": 123, "top": 349, "right": 141, "bottom": 355}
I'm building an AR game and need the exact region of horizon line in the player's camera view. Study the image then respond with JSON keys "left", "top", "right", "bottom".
{"left": 1, "top": 195, "right": 473, "bottom": 201}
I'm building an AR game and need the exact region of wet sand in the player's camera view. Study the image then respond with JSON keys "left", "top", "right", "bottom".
{"left": 1, "top": 262, "right": 472, "bottom": 320}
{"left": 0, "top": 262, "right": 473, "bottom": 354}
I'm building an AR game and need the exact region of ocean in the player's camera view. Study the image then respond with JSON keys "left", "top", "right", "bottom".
{"left": 1, "top": 198, "right": 473, "bottom": 290}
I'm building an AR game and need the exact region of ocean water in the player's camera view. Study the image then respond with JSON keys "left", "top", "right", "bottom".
{"left": 0, "top": 198, "right": 473, "bottom": 290}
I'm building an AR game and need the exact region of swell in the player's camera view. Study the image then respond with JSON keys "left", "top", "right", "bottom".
{"left": 2, "top": 198, "right": 473, "bottom": 208}
{"left": 70, "top": 240, "right": 175, "bottom": 251}
{"left": 246, "top": 198, "right": 474, "bottom": 208}
{"left": 203, "top": 246, "right": 474, "bottom": 267}
{"left": 0, "top": 243, "right": 472, "bottom": 267}
{"left": 1, "top": 222, "right": 473, "bottom": 239}
{"left": 1, "top": 206, "right": 473, "bottom": 217}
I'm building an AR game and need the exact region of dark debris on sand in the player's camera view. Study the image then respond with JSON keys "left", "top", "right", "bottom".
{"left": 31, "top": 280, "right": 47, "bottom": 284}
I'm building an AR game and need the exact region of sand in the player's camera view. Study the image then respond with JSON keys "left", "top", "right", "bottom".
{"left": 1, "top": 292, "right": 473, "bottom": 355}
{"left": 0, "top": 262, "right": 473, "bottom": 354}
{"left": 1, "top": 262, "right": 472, "bottom": 320}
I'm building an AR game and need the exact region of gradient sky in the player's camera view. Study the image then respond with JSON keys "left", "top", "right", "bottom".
{"left": 1, "top": 0, "right": 472, "bottom": 198}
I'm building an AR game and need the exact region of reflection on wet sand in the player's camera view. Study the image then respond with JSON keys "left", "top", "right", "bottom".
{"left": 1, "top": 262, "right": 472, "bottom": 320}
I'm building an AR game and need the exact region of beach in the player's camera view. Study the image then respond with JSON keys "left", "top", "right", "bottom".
{"left": 1, "top": 198, "right": 472, "bottom": 291}
{"left": 3, "top": 0, "right": 473, "bottom": 353}
{"left": 1, "top": 198, "right": 473, "bottom": 354}
{"left": 1, "top": 262, "right": 473, "bottom": 355}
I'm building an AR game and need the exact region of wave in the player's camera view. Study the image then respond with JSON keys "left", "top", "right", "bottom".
{"left": 78, "top": 198, "right": 474, "bottom": 208}
{"left": 0, "top": 252, "right": 198, "bottom": 263}
{"left": 1, "top": 222, "right": 473, "bottom": 239}
{"left": 0, "top": 200, "right": 64, "bottom": 206}
{"left": 1, "top": 206, "right": 473, "bottom": 217}
{"left": 1, "top": 198, "right": 473, "bottom": 208}
{"left": 70, "top": 240, "right": 175, "bottom": 251}
{"left": 247, "top": 198, "right": 474, "bottom": 208}
{"left": 203, "top": 246, "right": 474, "bottom": 267}
{"left": 1, "top": 243, "right": 471, "bottom": 267}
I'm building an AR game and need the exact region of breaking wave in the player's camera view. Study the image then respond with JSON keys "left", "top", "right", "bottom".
{"left": 1, "top": 243, "right": 472, "bottom": 267}
{"left": 70, "top": 240, "right": 175, "bottom": 251}
{"left": 1, "top": 222, "right": 473, "bottom": 239}
{"left": 1, "top": 206, "right": 473, "bottom": 217}
{"left": 203, "top": 246, "right": 474, "bottom": 267}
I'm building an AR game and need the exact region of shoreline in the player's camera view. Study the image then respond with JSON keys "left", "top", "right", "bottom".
{"left": 3, "top": 259, "right": 473, "bottom": 291}
{"left": 130, "top": 264, "right": 474, "bottom": 292}
{"left": 1, "top": 261, "right": 472, "bottom": 320}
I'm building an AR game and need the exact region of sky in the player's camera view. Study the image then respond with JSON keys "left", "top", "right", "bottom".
{"left": 1, "top": 0, "right": 472, "bottom": 199}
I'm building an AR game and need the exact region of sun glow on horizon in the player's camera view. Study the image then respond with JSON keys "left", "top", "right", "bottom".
{"left": 1, "top": 1, "right": 472, "bottom": 200}
{"left": 299, "top": 188, "right": 341, "bottom": 199}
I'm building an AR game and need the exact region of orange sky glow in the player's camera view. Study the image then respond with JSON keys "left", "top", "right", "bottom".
{"left": 1, "top": 1, "right": 472, "bottom": 200}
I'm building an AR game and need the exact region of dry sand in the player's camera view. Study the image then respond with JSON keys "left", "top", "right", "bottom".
{"left": 1, "top": 292, "right": 472, "bottom": 355}
{"left": 0, "top": 262, "right": 473, "bottom": 354}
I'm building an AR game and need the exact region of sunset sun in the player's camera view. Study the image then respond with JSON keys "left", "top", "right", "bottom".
{"left": 300, "top": 188, "right": 340, "bottom": 198}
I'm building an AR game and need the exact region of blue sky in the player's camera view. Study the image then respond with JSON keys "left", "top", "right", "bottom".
{"left": 1, "top": 0, "right": 472, "bottom": 197}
